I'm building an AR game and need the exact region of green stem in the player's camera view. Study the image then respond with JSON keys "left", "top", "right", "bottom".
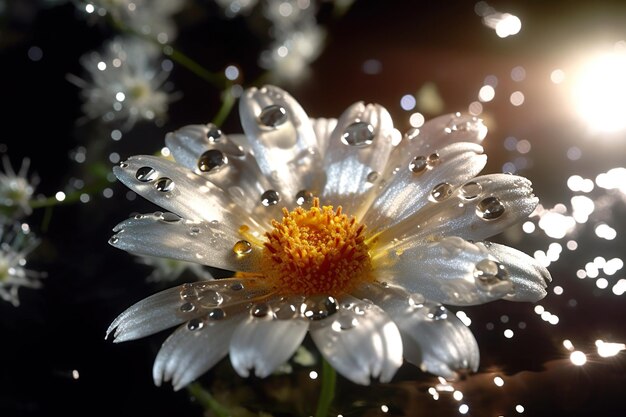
{"left": 164, "top": 47, "right": 225, "bottom": 87}
{"left": 315, "top": 358, "right": 336, "bottom": 417}
{"left": 187, "top": 383, "right": 231, "bottom": 417}
{"left": 211, "top": 85, "right": 236, "bottom": 127}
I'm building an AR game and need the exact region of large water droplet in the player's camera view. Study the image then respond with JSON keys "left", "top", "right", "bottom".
{"left": 135, "top": 166, "right": 157, "bottom": 182}
{"left": 341, "top": 122, "right": 374, "bottom": 147}
{"left": 295, "top": 190, "right": 314, "bottom": 206}
{"left": 179, "top": 302, "right": 195, "bottom": 313}
{"left": 261, "top": 189, "right": 280, "bottom": 206}
{"left": 197, "top": 288, "right": 223, "bottom": 306}
{"left": 460, "top": 181, "right": 482, "bottom": 200}
{"left": 251, "top": 303, "right": 272, "bottom": 318}
{"left": 233, "top": 240, "right": 252, "bottom": 255}
{"left": 301, "top": 295, "right": 338, "bottom": 320}
{"left": 258, "top": 105, "right": 288, "bottom": 127}
{"left": 155, "top": 177, "right": 175, "bottom": 192}
{"left": 474, "top": 259, "right": 509, "bottom": 286}
{"left": 206, "top": 124, "right": 222, "bottom": 142}
{"left": 187, "top": 318, "right": 204, "bottom": 331}
{"left": 198, "top": 149, "right": 227, "bottom": 173}
{"left": 430, "top": 182, "right": 453, "bottom": 201}
{"left": 409, "top": 156, "right": 427, "bottom": 173}
{"left": 476, "top": 196, "right": 505, "bottom": 220}
{"left": 208, "top": 308, "right": 226, "bottom": 320}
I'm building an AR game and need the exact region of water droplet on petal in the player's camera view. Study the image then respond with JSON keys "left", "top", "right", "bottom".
{"left": 301, "top": 295, "right": 338, "bottom": 320}
{"left": 135, "top": 166, "right": 157, "bottom": 182}
{"left": 332, "top": 315, "right": 357, "bottom": 331}
{"left": 119, "top": 162, "right": 128, "bottom": 168}
{"left": 476, "top": 196, "right": 505, "bottom": 220}
{"left": 460, "top": 181, "right": 482, "bottom": 200}
{"left": 341, "top": 122, "right": 374, "bottom": 147}
{"left": 409, "top": 156, "right": 427, "bottom": 173}
{"left": 274, "top": 301, "right": 298, "bottom": 319}
{"left": 258, "top": 104, "right": 288, "bottom": 127}
{"left": 251, "top": 303, "right": 272, "bottom": 318}
{"left": 427, "top": 152, "right": 441, "bottom": 167}
{"left": 230, "top": 282, "right": 244, "bottom": 291}
{"left": 198, "top": 149, "right": 227, "bottom": 173}
{"left": 155, "top": 177, "right": 175, "bottom": 192}
{"left": 430, "top": 182, "right": 453, "bottom": 201}
{"left": 233, "top": 240, "right": 252, "bottom": 255}
{"left": 426, "top": 304, "right": 448, "bottom": 320}
{"left": 197, "top": 288, "right": 223, "bottom": 306}
{"left": 108, "top": 236, "right": 119, "bottom": 244}
{"left": 474, "top": 259, "right": 509, "bottom": 286}
{"left": 187, "top": 318, "right": 204, "bottom": 331}
{"left": 208, "top": 308, "right": 226, "bottom": 320}
{"left": 180, "top": 283, "right": 196, "bottom": 300}
{"left": 180, "top": 302, "right": 195, "bottom": 313}
{"left": 206, "top": 124, "right": 222, "bottom": 142}
{"left": 261, "top": 189, "right": 280, "bottom": 206}
{"left": 366, "top": 171, "right": 379, "bottom": 182}
{"left": 159, "top": 212, "right": 181, "bottom": 223}
{"left": 188, "top": 226, "right": 200, "bottom": 236}
{"left": 295, "top": 190, "right": 314, "bottom": 206}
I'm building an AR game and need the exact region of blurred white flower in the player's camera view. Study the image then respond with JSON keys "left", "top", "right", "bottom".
{"left": 68, "top": 37, "right": 174, "bottom": 131}
{"left": 83, "top": 0, "right": 185, "bottom": 43}
{"left": 0, "top": 156, "right": 37, "bottom": 220}
{"left": 107, "top": 85, "right": 550, "bottom": 390}
{"left": 0, "top": 222, "right": 45, "bottom": 306}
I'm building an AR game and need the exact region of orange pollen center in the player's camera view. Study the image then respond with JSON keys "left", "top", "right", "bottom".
{"left": 260, "top": 198, "right": 373, "bottom": 297}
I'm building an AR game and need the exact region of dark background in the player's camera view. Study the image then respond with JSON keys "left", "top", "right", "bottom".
{"left": 2, "top": 1, "right": 626, "bottom": 416}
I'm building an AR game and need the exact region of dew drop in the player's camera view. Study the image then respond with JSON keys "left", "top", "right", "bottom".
{"left": 341, "top": 122, "right": 375, "bottom": 147}
{"left": 155, "top": 177, "right": 175, "bottom": 192}
{"left": 258, "top": 104, "right": 288, "bottom": 127}
{"left": 366, "top": 171, "right": 379, "bottom": 182}
{"left": 474, "top": 259, "right": 509, "bottom": 286}
{"left": 427, "top": 152, "right": 440, "bottom": 166}
{"left": 180, "top": 283, "right": 196, "bottom": 300}
{"left": 134, "top": 214, "right": 144, "bottom": 219}
{"left": 188, "top": 226, "right": 200, "bottom": 236}
{"left": 187, "top": 318, "right": 204, "bottom": 331}
{"left": 301, "top": 295, "right": 338, "bottom": 320}
{"left": 274, "top": 301, "right": 298, "bottom": 319}
{"left": 233, "top": 240, "right": 252, "bottom": 255}
{"left": 119, "top": 162, "right": 128, "bottom": 168}
{"left": 206, "top": 124, "right": 222, "bottom": 142}
{"left": 251, "top": 303, "right": 272, "bottom": 318}
{"left": 261, "top": 189, "right": 280, "bottom": 206}
{"left": 476, "top": 196, "right": 505, "bottom": 220}
{"left": 135, "top": 166, "right": 157, "bottom": 182}
{"left": 295, "top": 190, "right": 314, "bottom": 206}
{"left": 108, "top": 236, "right": 119, "bottom": 244}
{"left": 198, "top": 149, "right": 227, "bottom": 173}
{"left": 430, "top": 182, "right": 453, "bottom": 201}
{"left": 460, "top": 181, "right": 482, "bottom": 200}
{"left": 159, "top": 212, "right": 181, "bottom": 223}
{"left": 332, "top": 315, "right": 357, "bottom": 331}
{"left": 180, "top": 302, "right": 195, "bottom": 313}
{"left": 197, "top": 288, "right": 223, "bottom": 306}
{"left": 208, "top": 308, "right": 226, "bottom": 320}
{"left": 409, "top": 156, "right": 427, "bottom": 173}
{"left": 230, "top": 282, "right": 244, "bottom": 291}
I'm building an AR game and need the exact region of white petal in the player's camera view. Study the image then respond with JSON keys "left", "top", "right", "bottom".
{"left": 364, "top": 142, "right": 486, "bottom": 230}
{"left": 113, "top": 155, "right": 262, "bottom": 229}
{"left": 110, "top": 212, "right": 262, "bottom": 272}
{"left": 310, "top": 297, "right": 403, "bottom": 385}
{"left": 153, "top": 314, "right": 243, "bottom": 390}
{"left": 320, "top": 102, "right": 396, "bottom": 216}
{"left": 310, "top": 117, "right": 337, "bottom": 160}
{"left": 355, "top": 283, "right": 479, "bottom": 379}
{"left": 238, "top": 85, "right": 323, "bottom": 199}
{"left": 229, "top": 314, "right": 308, "bottom": 378}
{"left": 395, "top": 113, "right": 487, "bottom": 160}
{"left": 165, "top": 124, "right": 277, "bottom": 219}
{"left": 376, "top": 173, "right": 538, "bottom": 247}
{"left": 477, "top": 242, "right": 551, "bottom": 302}
{"left": 106, "top": 279, "right": 272, "bottom": 342}
{"left": 382, "top": 237, "right": 515, "bottom": 306}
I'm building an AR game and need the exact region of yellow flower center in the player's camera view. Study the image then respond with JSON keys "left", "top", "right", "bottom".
{"left": 260, "top": 198, "right": 373, "bottom": 297}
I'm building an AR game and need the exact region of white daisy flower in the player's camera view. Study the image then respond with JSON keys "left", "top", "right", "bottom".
{"left": 0, "top": 156, "right": 37, "bottom": 220}
{"left": 68, "top": 37, "right": 173, "bottom": 131}
{"left": 0, "top": 222, "right": 45, "bottom": 307}
{"left": 106, "top": 85, "right": 551, "bottom": 390}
